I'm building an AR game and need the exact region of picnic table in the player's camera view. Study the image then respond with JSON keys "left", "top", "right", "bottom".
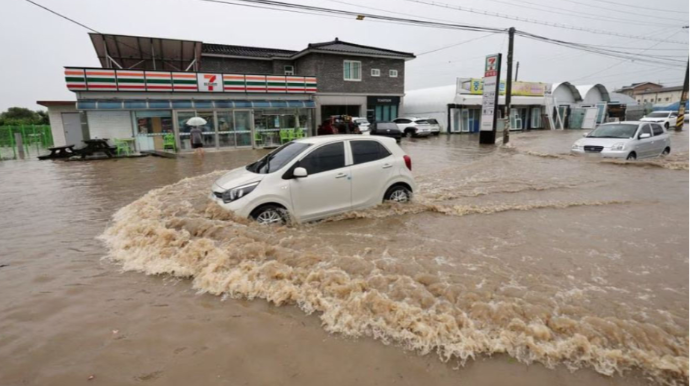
{"left": 78, "top": 139, "right": 116, "bottom": 159}
{"left": 38, "top": 145, "right": 77, "bottom": 160}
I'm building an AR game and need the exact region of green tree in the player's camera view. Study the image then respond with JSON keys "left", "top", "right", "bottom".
{"left": 0, "top": 107, "right": 44, "bottom": 126}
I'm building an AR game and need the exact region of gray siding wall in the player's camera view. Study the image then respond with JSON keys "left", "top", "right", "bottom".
{"left": 298, "top": 53, "right": 405, "bottom": 94}
{"left": 200, "top": 57, "right": 273, "bottom": 74}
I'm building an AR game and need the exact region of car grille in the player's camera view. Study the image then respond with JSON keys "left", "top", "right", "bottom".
{"left": 584, "top": 146, "right": 603, "bottom": 153}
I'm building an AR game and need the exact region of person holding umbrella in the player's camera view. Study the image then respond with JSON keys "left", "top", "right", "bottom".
{"left": 186, "top": 116, "right": 207, "bottom": 156}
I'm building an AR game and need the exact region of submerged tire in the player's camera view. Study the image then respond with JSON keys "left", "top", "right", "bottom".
{"left": 251, "top": 205, "right": 287, "bottom": 225}
{"left": 662, "top": 147, "right": 670, "bottom": 156}
{"left": 384, "top": 185, "right": 412, "bottom": 203}
{"left": 626, "top": 152, "right": 637, "bottom": 161}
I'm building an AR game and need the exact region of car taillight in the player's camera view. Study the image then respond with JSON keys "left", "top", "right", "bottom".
{"left": 403, "top": 155, "right": 412, "bottom": 171}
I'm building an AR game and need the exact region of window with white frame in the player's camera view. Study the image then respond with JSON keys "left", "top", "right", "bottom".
{"left": 371, "top": 68, "right": 381, "bottom": 77}
{"left": 284, "top": 65, "right": 295, "bottom": 76}
{"left": 344, "top": 60, "right": 362, "bottom": 81}
{"left": 389, "top": 69, "right": 398, "bottom": 78}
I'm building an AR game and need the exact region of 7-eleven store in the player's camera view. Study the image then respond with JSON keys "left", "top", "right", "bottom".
{"left": 61, "top": 67, "right": 317, "bottom": 151}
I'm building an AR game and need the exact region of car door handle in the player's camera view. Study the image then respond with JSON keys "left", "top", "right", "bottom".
{"left": 382, "top": 163, "right": 393, "bottom": 169}
{"left": 335, "top": 173, "right": 348, "bottom": 179}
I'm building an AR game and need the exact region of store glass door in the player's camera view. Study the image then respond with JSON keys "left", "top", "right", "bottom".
{"left": 234, "top": 110, "right": 253, "bottom": 147}
{"left": 216, "top": 111, "right": 236, "bottom": 148}
{"left": 177, "top": 111, "right": 216, "bottom": 150}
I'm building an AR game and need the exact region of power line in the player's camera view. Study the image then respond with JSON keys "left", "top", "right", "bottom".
{"left": 417, "top": 33, "right": 497, "bottom": 55}
{"left": 399, "top": 0, "right": 688, "bottom": 43}
{"left": 552, "top": 0, "right": 686, "bottom": 22}
{"left": 22, "top": 0, "right": 98, "bottom": 32}
{"left": 574, "top": 0, "right": 685, "bottom": 14}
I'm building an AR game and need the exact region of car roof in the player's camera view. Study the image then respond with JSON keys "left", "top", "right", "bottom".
{"left": 294, "top": 135, "right": 390, "bottom": 145}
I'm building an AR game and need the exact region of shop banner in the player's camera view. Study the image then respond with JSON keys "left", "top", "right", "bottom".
{"left": 480, "top": 54, "right": 501, "bottom": 132}
{"left": 470, "top": 78, "right": 547, "bottom": 96}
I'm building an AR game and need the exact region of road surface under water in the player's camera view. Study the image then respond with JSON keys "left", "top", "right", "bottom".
{"left": 0, "top": 130, "right": 687, "bottom": 386}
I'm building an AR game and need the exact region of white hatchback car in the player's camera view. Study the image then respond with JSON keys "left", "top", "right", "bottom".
{"left": 640, "top": 110, "right": 678, "bottom": 130}
{"left": 211, "top": 135, "right": 416, "bottom": 224}
{"left": 571, "top": 121, "right": 671, "bottom": 160}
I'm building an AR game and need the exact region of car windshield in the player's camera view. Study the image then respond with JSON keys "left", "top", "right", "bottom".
{"left": 246, "top": 142, "right": 311, "bottom": 174}
{"left": 587, "top": 124, "right": 638, "bottom": 139}
{"left": 647, "top": 112, "right": 670, "bottom": 118}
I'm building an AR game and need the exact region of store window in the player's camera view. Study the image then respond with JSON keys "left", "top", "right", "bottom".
{"left": 134, "top": 110, "right": 172, "bottom": 151}
{"left": 371, "top": 69, "right": 381, "bottom": 77}
{"left": 284, "top": 65, "right": 295, "bottom": 75}
{"left": 344, "top": 61, "right": 361, "bottom": 81}
{"left": 177, "top": 111, "right": 216, "bottom": 150}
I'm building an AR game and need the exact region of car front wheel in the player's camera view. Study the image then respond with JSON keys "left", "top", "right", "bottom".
{"left": 384, "top": 185, "right": 412, "bottom": 203}
{"left": 251, "top": 205, "right": 287, "bottom": 225}
{"left": 626, "top": 152, "right": 637, "bottom": 161}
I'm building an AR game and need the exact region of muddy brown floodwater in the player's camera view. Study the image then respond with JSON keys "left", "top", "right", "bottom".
{"left": 1, "top": 130, "right": 688, "bottom": 386}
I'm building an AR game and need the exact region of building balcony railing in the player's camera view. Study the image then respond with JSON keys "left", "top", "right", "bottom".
{"left": 64, "top": 67, "right": 317, "bottom": 94}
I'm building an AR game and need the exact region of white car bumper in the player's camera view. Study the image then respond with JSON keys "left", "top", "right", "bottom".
{"left": 570, "top": 148, "right": 628, "bottom": 159}
{"left": 210, "top": 191, "right": 254, "bottom": 218}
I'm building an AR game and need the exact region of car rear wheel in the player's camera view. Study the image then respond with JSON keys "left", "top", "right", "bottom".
{"left": 405, "top": 129, "right": 415, "bottom": 138}
{"left": 664, "top": 122, "right": 669, "bottom": 130}
{"left": 384, "top": 185, "right": 412, "bottom": 203}
{"left": 626, "top": 152, "right": 637, "bottom": 161}
{"left": 251, "top": 205, "right": 287, "bottom": 225}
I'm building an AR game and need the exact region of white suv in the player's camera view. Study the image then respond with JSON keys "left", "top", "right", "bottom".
{"left": 393, "top": 117, "right": 432, "bottom": 137}
{"left": 211, "top": 135, "right": 416, "bottom": 224}
{"left": 641, "top": 110, "right": 678, "bottom": 130}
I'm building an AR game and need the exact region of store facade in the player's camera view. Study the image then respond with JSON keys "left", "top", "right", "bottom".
{"left": 65, "top": 67, "right": 317, "bottom": 151}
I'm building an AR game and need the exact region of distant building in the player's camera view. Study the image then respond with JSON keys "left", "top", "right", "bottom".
{"left": 634, "top": 85, "right": 686, "bottom": 105}
{"left": 614, "top": 82, "right": 663, "bottom": 98}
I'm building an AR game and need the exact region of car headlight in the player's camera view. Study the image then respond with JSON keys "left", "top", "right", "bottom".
{"left": 221, "top": 181, "right": 260, "bottom": 203}
{"left": 572, "top": 143, "right": 582, "bottom": 150}
{"left": 610, "top": 142, "right": 625, "bottom": 151}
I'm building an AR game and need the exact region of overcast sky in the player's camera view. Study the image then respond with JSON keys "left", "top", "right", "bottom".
{"left": 0, "top": 0, "right": 687, "bottom": 111}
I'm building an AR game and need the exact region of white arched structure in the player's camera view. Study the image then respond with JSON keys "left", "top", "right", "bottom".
{"left": 551, "top": 82, "right": 582, "bottom": 104}
{"left": 575, "top": 84, "right": 610, "bottom": 106}
{"left": 402, "top": 85, "right": 459, "bottom": 131}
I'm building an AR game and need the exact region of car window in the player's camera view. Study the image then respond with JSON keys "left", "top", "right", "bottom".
{"left": 375, "top": 123, "right": 399, "bottom": 131}
{"left": 394, "top": 119, "right": 411, "bottom": 124}
{"left": 351, "top": 140, "right": 391, "bottom": 165}
{"left": 246, "top": 142, "right": 311, "bottom": 174}
{"left": 651, "top": 124, "right": 664, "bottom": 136}
{"left": 639, "top": 125, "right": 652, "bottom": 137}
{"left": 299, "top": 142, "right": 345, "bottom": 175}
{"left": 415, "top": 119, "right": 429, "bottom": 124}
{"left": 426, "top": 119, "right": 439, "bottom": 124}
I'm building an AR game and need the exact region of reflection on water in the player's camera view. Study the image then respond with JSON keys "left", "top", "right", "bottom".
{"left": 1, "top": 130, "right": 688, "bottom": 386}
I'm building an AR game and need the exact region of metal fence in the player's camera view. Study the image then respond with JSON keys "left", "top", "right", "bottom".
{"left": 0, "top": 125, "right": 53, "bottom": 160}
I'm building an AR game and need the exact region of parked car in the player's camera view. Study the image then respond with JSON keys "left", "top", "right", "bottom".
{"left": 353, "top": 117, "right": 370, "bottom": 133}
{"left": 211, "top": 135, "right": 415, "bottom": 224}
{"left": 392, "top": 117, "right": 432, "bottom": 137}
{"left": 641, "top": 110, "right": 677, "bottom": 130}
{"left": 571, "top": 121, "right": 671, "bottom": 160}
{"left": 369, "top": 122, "right": 403, "bottom": 143}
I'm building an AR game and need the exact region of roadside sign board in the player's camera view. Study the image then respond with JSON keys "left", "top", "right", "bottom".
{"left": 480, "top": 54, "right": 502, "bottom": 133}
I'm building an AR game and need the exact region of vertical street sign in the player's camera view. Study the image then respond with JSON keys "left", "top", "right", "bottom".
{"left": 479, "top": 53, "right": 502, "bottom": 144}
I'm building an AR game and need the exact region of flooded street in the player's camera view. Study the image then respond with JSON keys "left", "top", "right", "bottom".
{"left": 1, "top": 130, "right": 687, "bottom": 386}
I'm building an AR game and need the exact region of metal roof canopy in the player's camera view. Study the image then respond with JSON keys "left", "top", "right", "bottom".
{"left": 89, "top": 33, "right": 202, "bottom": 72}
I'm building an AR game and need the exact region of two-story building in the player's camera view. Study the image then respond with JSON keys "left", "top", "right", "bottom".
{"left": 44, "top": 33, "right": 414, "bottom": 152}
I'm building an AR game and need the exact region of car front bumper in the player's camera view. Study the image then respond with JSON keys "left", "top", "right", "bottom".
{"left": 209, "top": 191, "right": 254, "bottom": 218}
{"left": 570, "top": 148, "right": 628, "bottom": 159}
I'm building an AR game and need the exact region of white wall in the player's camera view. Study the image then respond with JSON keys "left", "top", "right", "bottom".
{"left": 46, "top": 105, "right": 78, "bottom": 147}
{"left": 86, "top": 111, "right": 133, "bottom": 140}
{"left": 553, "top": 85, "right": 576, "bottom": 104}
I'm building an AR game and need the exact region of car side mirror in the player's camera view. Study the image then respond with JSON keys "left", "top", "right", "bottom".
{"left": 639, "top": 133, "right": 651, "bottom": 139}
{"left": 582, "top": 132, "right": 588, "bottom": 137}
{"left": 293, "top": 167, "right": 308, "bottom": 178}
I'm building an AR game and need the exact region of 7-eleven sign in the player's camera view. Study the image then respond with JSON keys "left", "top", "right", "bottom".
{"left": 197, "top": 73, "right": 223, "bottom": 92}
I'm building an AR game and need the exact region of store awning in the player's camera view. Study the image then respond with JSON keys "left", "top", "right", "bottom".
{"left": 76, "top": 99, "right": 316, "bottom": 110}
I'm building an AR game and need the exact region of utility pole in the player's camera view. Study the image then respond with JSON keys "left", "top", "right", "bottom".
{"left": 676, "top": 25, "right": 690, "bottom": 131}
{"left": 503, "top": 27, "right": 515, "bottom": 145}
{"left": 515, "top": 61, "right": 519, "bottom": 81}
